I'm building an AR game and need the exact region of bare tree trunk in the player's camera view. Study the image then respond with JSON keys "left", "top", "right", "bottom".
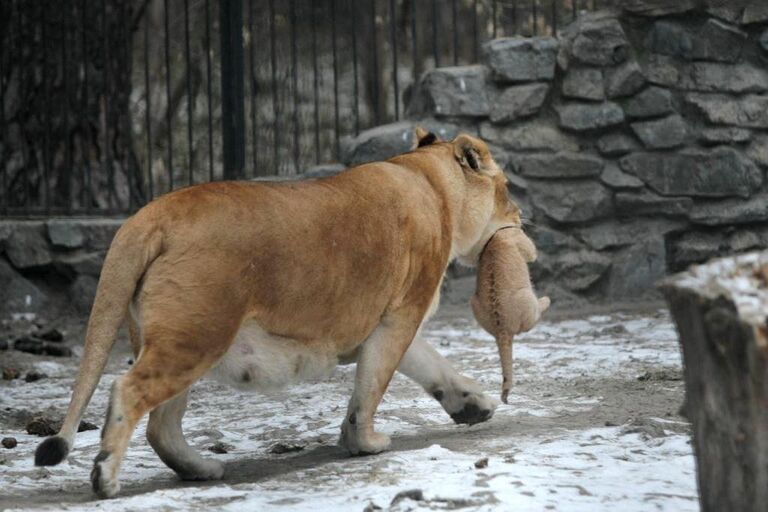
{"left": 661, "top": 252, "right": 768, "bottom": 512}
{"left": 0, "top": 0, "right": 141, "bottom": 213}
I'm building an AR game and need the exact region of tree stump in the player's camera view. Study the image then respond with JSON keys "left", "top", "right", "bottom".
{"left": 660, "top": 250, "right": 768, "bottom": 512}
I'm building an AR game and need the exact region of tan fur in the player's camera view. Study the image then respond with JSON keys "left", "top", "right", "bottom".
{"left": 471, "top": 228, "right": 550, "bottom": 404}
{"left": 36, "top": 130, "right": 522, "bottom": 498}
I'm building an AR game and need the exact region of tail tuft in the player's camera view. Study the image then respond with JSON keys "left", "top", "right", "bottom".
{"left": 35, "top": 436, "right": 70, "bottom": 466}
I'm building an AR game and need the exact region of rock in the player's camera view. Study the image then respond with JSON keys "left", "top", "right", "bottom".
{"left": 490, "top": 83, "right": 549, "bottom": 123}
{"left": 570, "top": 16, "right": 630, "bottom": 66}
{"left": 671, "top": 231, "right": 728, "bottom": 268}
{"left": 363, "top": 503, "right": 383, "bottom": 512}
{"left": 689, "top": 194, "right": 768, "bottom": 225}
{"left": 600, "top": 164, "right": 644, "bottom": 189}
{"left": 645, "top": 20, "right": 693, "bottom": 59}
{"left": 623, "top": 86, "right": 674, "bottom": 119}
{"left": 0, "top": 340, "right": 7, "bottom": 351}
{"left": 70, "top": 274, "right": 99, "bottom": 316}
{"left": 529, "top": 180, "right": 613, "bottom": 223}
{"left": 269, "top": 442, "right": 305, "bottom": 454}
{"left": 631, "top": 115, "right": 688, "bottom": 149}
{"left": 550, "top": 250, "right": 612, "bottom": 291}
{"left": 46, "top": 221, "right": 85, "bottom": 249}
{"left": 2, "top": 368, "right": 20, "bottom": 380}
{"left": 729, "top": 230, "right": 765, "bottom": 252}
{"left": 615, "top": 190, "right": 693, "bottom": 217}
{"left": 605, "top": 61, "right": 646, "bottom": 99}
{"left": 26, "top": 417, "right": 57, "bottom": 437}
{"left": 747, "top": 135, "right": 768, "bottom": 167}
{"left": 512, "top": 152, "right": 603, "bottom": 179}
{"left": 483, "top": 37, "right": 559, "bottom": 83}
{"left": 208, "top": 442, "right": 235, "bottom": 454}
{"left": 78, "top": 420, "right": 98, "bottom": 432}
{"left": 339, "top": 121, "right": 414, "bottom": 166}
{"left": 0, "top": 259, "right": 47, "bottom": 314}
{"left": 479, "top": 121, "right": 579, "bottom": 152}
{"left": 24, "top": 370, "right": 48, "bottom": 383}
{"left": 562, "top": 68, "right": 604, "bottom": 101}
{"left": 2, "top": 437, "right": 17, "bottom": 449}
{"left": 686, "top": 93, "right": 768, "bottom": 128}
{"left": 741, "top": 4, "right": 768, "bottom": 24}
{"left": 391, "top": 489, "right": 425, "bottom": 505}
{"left": 760, "top": 28, "right": 768, "bottom": 53}
{"left": 37, "top": 328, "right": 63, "bottom": 342}
{"left": 699, "top": 128, "right": 751, "bottom": 146}
{"left": 474, "top": 457, "right": 489, "bottom": 469}
{"left": 407, "top": 66, "right": 490, "bottom": 118}
{"left": 685, "top": 63, "right": 768, "bottom": 94}
{"left": 14, "top": 336, "right": 72, "bottom": 357}
{"left": 608, "top": 238, "right": 667, "bottom": 297}
{"left": 706, "top": 6, "right": 743, "bottom": 24}
{"left": 692, "top": 19, "right": 747, "bottom": 63}
{"left": 597, "top": 134, "right": 639, "bottom": 157}
{"left": 77, "top": 219, "right": 122, "bottom": 251}
{"left": 577, "top": 219, "right": 684, "bottom": 250}
{"left": 644, "top": 55, "right": 680, "bottom": 88}
{"left": 4, "top": 226, "right": 52, "bottom": 269}
{"left": 623, "top": 0, "right": 697, "bottom": 16}
{"left": 619, "top": 149, "right": 762, "bottom": 198}
{"left": 529, "top": 226, "right": 582, "bottom": 254}
{"left": 301, "top": 163, "right": 346, "bottom": 179}
{"left": 557, "top": 102, "right": 624, "bottom": 131}
{"left": 54, "top": 252, "right": 105, "bottom": 279}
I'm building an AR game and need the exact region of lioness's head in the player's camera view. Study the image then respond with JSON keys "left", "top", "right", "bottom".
{"left": 414, "top": 127, "right": 522, "bottom": 266}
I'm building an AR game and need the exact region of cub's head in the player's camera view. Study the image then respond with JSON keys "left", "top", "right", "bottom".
{"left": 414, "top": 128, "right": 522, "bottom": 266}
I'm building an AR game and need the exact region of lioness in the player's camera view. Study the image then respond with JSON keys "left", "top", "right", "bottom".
{"left": 35, "top": 129, "right": 523, "bottom": 498}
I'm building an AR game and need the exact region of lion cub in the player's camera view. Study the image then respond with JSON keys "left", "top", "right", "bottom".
{"left": 471, "top": 227, "right": 550, "bottom": 404}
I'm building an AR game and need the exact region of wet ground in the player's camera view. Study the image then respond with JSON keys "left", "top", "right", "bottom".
{"left": 0, "top": 297, "right": 697, "bottom": 511}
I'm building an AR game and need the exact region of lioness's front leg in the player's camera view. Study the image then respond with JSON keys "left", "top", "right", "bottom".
{"left": 398, "top": 336, "right": 497, "bottom": 425}
{"left": 340, "top": 312, "right": 422, "bottom": 455}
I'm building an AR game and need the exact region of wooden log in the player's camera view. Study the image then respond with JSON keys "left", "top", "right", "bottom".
{"left": 660, "top": 250, "right": 768, "bottom": 512}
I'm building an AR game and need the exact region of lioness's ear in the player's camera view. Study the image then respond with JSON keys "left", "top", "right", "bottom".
{"left": 452, "top": 134, "right": 483, "bottom": 172}
{"left": 413, "top": 126, "right": 439, "bottom": 149}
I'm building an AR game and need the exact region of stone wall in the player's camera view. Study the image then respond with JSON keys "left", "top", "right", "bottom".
{"left": 339, "top": 4, "right": 768, "bottom": 302}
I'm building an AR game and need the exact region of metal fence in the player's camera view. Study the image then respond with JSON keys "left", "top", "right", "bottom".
{"left": 0, "top": 0, "right": 604, "bottom": 217}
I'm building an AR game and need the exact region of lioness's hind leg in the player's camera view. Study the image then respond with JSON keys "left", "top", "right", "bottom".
{"left": 147, "top": 390, "right": 224, "bottom": 481}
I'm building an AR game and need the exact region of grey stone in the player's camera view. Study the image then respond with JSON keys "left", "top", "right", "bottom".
{"left": 631, "top": 115, "right": 688, "bottom": 149}
{"left": 577, "top": 219, "right": 684, "bottom": 251}
{"left": 5, "top": 226, "right": 52, "bottom": 269}
{"left": 747, "top": 134, "right": 768, "bottom": 167}
{"left": 671, "top": 231, "right": 728, "bottom": 268}
{"left": 479, "top": 121, "right": 579, "bottom": 152}
{"left": 742, "top": 4, "right": 768, "bottom": 24}
{"left": 529, "top": 226, "right": 582, "bottom": 254}
{"left": 302, "top": 163, "right": 346, "bottom": 179}
{"left": 692, "top": 19, "right": 747, "bottom": 63}
{"left": 729, "top": 229, "right": 766, "bottom": 252}
{"left": 528, "top": 180, "right": 613, "bottom": 223}
{"left": 70, "top": 275, "right": 98, "bottom": 316}
{"left": 645, "top": 20, "right": 693, "bottom": 59}
{"left": 597, "top": 133, "right": 639, "bottom": 157}
{"left": 490, "top": 83, "right": 549, "bottom": 123}
{"left": 557, "top": 102, "right": 624, "bottom": 131}
{"left": 760, "top": 28, "right": 768, "bottom": 53}
{"left": 699, "top": 128, "right": 752, "bottom": 146}
{"left": 620, "top": 148, "right": 762, "bottom": 198}
{"left": 0, "top": 259, "right": 47, "bottom": 316}
{"left": 77, "top": 219, "right": 122, "bottom": 252}
{"left": 407, "top": 66, "right": 490, "bottom": 118}
{"left": 600, "top": 164, "right": 644, "bottom": 189}
{"left": 339, "top": 121, "right": 415, "bottom": 166}
{"left": 46, "top": 221, "right": 85, "bottom": 249}
{"left": 622, "top": 0, "right": 697, "bottom": 17}
{"left": 608, "top": 238, "right": 667, "bottom": 297}
{"left": 623, "top": 86, "right": 674, "bottom": 119}
{"left": 562, "top": 68, "right": 604, "bottom": 101}
{"left": 54, "top": 253, "right": 105, "bottom": 278}
{"left": 504, "top": 170, "right": 528, "bottom": 191}
{"left": 686, "top": 93, "right": 768, "bottom": 128}
{"left": 689, "top": 194, "right": 768, "bottom": 225}
{"left": 570, "top": 16, "right": 630, "bottom": 66}
{"left": 483, "top": 37, "right": 559, "bottom": 83}
{"left": 684, "top": 63, "right": 768, "bottom": 94}
{"left": 549, "top": 250, "right": 612, "bottom": 292}
{"left": 606, "top": 61, "right": 646, "bottom": 99}
{"left": 644, "top": 55, "right": 680, "bottom": 88}
{"left": 706, "top": 6, "right": 743, "bottom": 25}
{"left": 513, "top": 152, "right": 604, "bottom": 179}
{"left": 615, "top": 190, "right": 693, "bottom": 217}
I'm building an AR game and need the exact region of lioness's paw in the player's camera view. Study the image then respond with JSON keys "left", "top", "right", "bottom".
{"left": 436, "top": 380, "right": 498, "bottom": 425}
{"left": 339, "top": 420, "right": 391, "bottom": 455}
{"left": 178, "top": 459, "right": 225, "bottom": 481}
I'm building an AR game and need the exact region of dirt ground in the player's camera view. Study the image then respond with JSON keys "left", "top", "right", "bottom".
{"left": 0, "top": 282, "right": 697, "bottom": 511}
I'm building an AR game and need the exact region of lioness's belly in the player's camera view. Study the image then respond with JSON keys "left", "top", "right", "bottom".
{"left": 207, "top": 320, "right": 342, "bottom": 391}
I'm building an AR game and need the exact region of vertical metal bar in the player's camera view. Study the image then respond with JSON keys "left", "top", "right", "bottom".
{"left": 0, "top": 1, "right": 6, "bottom": 214}
{"left": 311, "top": 2, "right": 320, "bottom": 164}
{"left": 205, "top": 0, "right": 214, "bottom": 181}
{"left": 331, "top": 0, "right": 340, "bottom": 158}
{"left": 431, "top": 0, "right": 438, "bottom": 67}
{"left": 42, "top": 3, "right": 50, "bottom": 213}
{"left": 164, "top": 0, "right": 173, "bottom": 190}
{"left": 352, "top": 0, "right": 360, "bottom": 135}
{"left": 492, "top": 0, "right": 497, "bottom": 39}
{"left": 248, "top": 0, "right": 257, "bottom": 177}
{"left": 472, "top": 0, "right": 478, "bottom": 62}
{"left": 452, "top": 0, "right": 458, "bottom": 65}
{"left": 21, "top": 6, "right": 29, "bottom": 213}
{"left": 81, "top": 0, "right": 91, "bottom": 213}
{"left": 144, "top": 9, "right": 154, "bottom": 201}
{"left": 123, "top": 3, "right": 136, "bottom": 211}
{"left": 389, "top": 0, "right": 399, "bottom": 121}
{"left": 184, "top": 0, "right": 194, "bottom": 185}
{"left": 532, "top": 0, "right": 538, "bottom": 36}
{"left": 62, "top": 7, "right": 73, "bottom": 213}
{"left": 268, "top": 0, "right": 279, "bottom": 173}
{"left": 290, "top": 0, "right": 300, "bottom": 173}
{"left": 572, "top": 0, "right": 577, "bottom": 20}
{"left": 511, "top": 0, "right": 517, "bottom": 35}
{"left": 371, "top": 0, "right": 380, "bottom": 125}
{"left": 103, "top": 0, "right": 114, "bottom": 210}
{"left": 552, "top": 0, "right": 557, "bottom": 36}
{"left": 410, "top": 0, "right": 418, "bottom": 82}
{"left": 220, "top": 0, "right": 246, "bottom": 180}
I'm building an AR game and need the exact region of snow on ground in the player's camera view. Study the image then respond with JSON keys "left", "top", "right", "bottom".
{"left": 0, "top": 309, "right": 697, "bottom": 511}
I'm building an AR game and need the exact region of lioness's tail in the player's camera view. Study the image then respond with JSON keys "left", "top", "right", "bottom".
{"left": 35, "top": 221, "right": 162, "bottom": 466}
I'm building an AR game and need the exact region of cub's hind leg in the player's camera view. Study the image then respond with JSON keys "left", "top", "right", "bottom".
{"left": 146, "top": 390, "right": 224, "bottom": 481}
